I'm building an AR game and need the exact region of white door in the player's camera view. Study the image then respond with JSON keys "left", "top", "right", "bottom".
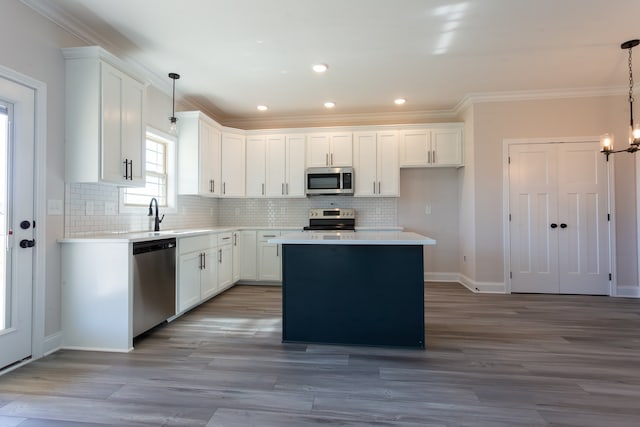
{"left": 0, "top": 77, "right": 35, "bottom": 369}
{"left": 509, "top": 142, "right": 609, "bottom": 294}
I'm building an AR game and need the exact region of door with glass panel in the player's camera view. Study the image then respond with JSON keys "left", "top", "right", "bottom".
{"left": 0, "top": 76, "right": 35, "bottom": 370}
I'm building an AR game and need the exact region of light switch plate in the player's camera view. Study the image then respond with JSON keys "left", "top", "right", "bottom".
{"left": 47, "top": 199, "right": 63, "bottom": 215}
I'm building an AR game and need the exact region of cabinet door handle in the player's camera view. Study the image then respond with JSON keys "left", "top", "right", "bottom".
{"left": 282, "top": 183, "right": 285, "bottom": 195}
{"left": 223, "top": 182, "right": 226, "bottom": 195}
{"left": 560, "top": 223, "right": 568, "bottom": 229}
{"left": 276, "top": 244, "right": 279, "bottom": 257}
{"left": 233, "top": 233, "right": 237, "bottom": 246}
{"left": 129, "top": 160, "right": 133, "bottom": 180}
{"left": 262, "top": 183, "right": 265, "bottom": 195}
{"left": 212, "top": 179, "right": 215, "bottom": 193}
{"left": 427, "top": 150, "right": 431, "bottom": 164}
{"left": 199, "top": 252, "right": 205, "bottom": 269}
{"left": 123, "top": 159, "right": 128, "bottom": 179}
{"left": 373, "top": 181, "right": 376, "bottom": 194}
{"left": 209, "top": 179, "right": 213, "bottom": 193}
{"left": 219, "top": 248, "right": 222, "bottom": 263}
{"left": 325, "top": 153, "right": 329, "bottom": 166}
{"left": 330, "top": 153, "right": 333, "bottom": 165}
{"left": 263, "top": 234, "right": 276, "bottom": 238}
{"left": 432, "top": 150, "right": 436, "bottom": 164}
{"left": 378, "top": 181, "right": 381, "bottom": 194}
{"left": 286, "top": 183, "right": 289, "bottom": 195}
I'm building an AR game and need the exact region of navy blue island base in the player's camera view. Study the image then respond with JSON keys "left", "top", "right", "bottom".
{"left": 281, "top": 243, "right": 425, "bottom": 348}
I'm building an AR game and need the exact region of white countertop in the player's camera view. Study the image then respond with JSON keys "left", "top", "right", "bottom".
{"left": 57, "top": 226, "right": 404, "bottom": 243}
{"left": 269, "top": 231, "right": 436, "bottom": 245}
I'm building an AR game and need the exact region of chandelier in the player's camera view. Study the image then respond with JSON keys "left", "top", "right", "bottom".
{"left": 601, "top": 39, "right": 640, "bottom": 160}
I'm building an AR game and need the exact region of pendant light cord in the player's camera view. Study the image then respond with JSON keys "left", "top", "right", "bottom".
{"left": 629, "top": 46, "right": 634, "bottom": 128}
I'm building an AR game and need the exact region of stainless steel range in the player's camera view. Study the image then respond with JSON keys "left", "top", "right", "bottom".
{"left": 303, "top": 208, "right": 355, "bottom": 231}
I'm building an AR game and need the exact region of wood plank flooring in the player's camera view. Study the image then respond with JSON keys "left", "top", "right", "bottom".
{"left": 1, "top": 282, "right": 640, "bottom": 426}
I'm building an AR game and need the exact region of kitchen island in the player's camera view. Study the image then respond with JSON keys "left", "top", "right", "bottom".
{"left": 269, "top": 231, "right": 436, "bottom": 348}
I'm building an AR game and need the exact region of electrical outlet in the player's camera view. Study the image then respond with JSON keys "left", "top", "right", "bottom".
{"left": 105, "top": 202, "right": 116, "bottom": 215}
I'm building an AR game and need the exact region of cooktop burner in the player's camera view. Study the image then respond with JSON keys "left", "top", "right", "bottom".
{"left": 303, "top": 208, "right": 355, "bottom": 231}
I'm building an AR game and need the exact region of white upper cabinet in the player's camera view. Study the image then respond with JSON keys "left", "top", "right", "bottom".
{"left": 306, "top": 132, "right": 352, "bottom": 167}
{"left": 266, "top": 134, "right": 306, "bottom": 197}
{"left": 285, "top": 135, "right": 306, "bottom": 197}
{"left": 221, "top": 132, "right": 246, "bottom": 197}
{"left": 399, "top": 126, "right": 463, "bottom": 167}
{"left": 63, "top": 47, "right": 146, "bottom": 186}
{"left": 353, "top": 131, "right": 399, "bottom": 197}
{"left": 265, "top": 135, "right": 286, "bottom": 197}
{"left": 177, "top": 111, "right": 221, "bottom": 197}
{"left": 245, "top": 136, "right": 267, "bottom": 197}
{"left": 246, "top": 134, "right": 306, "bottom": 198}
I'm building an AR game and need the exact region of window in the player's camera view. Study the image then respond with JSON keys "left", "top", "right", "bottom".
{"left": 122, "top": 128, "right": 176, "bottom": 211}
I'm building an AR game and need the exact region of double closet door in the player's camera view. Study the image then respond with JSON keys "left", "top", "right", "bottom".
{"left": 509, "top": 142, "right": 610, "bottom": 295}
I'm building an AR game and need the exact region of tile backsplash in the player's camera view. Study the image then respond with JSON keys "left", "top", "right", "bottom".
{"left": 65, "top": 183, "right": 397, "bottom": 236}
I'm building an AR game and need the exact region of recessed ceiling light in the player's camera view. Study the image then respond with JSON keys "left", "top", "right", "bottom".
{"left": 394, "top": 98, "right": 406, "bottom": 105}
{"left": 313, "top": 64, "right": 329, "bottom": 73}
{"left": 257, "top": 105, "right": 268, "bottom": 111}
{"left": 324, "top": 101, "right": 336, "bottom": 108}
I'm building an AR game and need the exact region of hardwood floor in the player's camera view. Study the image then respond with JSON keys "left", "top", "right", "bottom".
{"left": 1, "top": 282, "right": 640, "bottom": 426}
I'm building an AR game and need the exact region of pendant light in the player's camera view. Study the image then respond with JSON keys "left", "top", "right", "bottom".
{"left": 168, "top": 72, "right": 180, "bottom": 133}
{"left": 601, "top": 39, "right": 640, "bottom": 160}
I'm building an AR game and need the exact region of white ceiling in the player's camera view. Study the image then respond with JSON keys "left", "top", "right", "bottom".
{"left": 23, "top": 0, "right": 640, "bottom": 128}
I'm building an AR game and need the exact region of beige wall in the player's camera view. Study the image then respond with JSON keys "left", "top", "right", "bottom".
{"left": 469, "top": 96, "right": 637, "bottom": 287}
{"left": 0, "top": 2, "right": 176, "bottom": 340}
{"left": 0, "top": 1, "right": 85, "bottom": 337}
{"left": 398, "top": 168, "right": 459, "bottom": 276}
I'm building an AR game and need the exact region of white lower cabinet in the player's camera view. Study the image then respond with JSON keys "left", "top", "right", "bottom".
{"left": 239, "top": 230, "right": 258, "bottom": 280}
{"left": 258, "top": 230, "right": 282, "bottom": 282}
{"left": 177, "top": 234, "right": 218, "bottom": 313}
{"left": 232, "top": 231, "right": 241, "bottom": 283}
{"left": 217, "top": 232, "right": 234, "bottom": 290}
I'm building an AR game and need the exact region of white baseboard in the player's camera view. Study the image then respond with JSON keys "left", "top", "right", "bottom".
{"left": 614, "top": 286, "right": 640, "bottom": 298}
{"left": 42, "top": 331, "right": 63, "bottom": 356}
{"left": 60, "top": 345, "right": 134, "bottom": 353}
{"left": 424, "top": 272, "right": 460, "bottom": 282}
{"left": 443, "top": 273, "right": 507, "bottom": 294}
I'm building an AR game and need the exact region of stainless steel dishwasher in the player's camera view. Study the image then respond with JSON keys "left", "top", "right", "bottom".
{"left": 132, "top": 238, "right": 177, "bottom": 337}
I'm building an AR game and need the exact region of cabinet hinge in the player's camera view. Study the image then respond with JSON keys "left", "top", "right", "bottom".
{"left": 609, "top": 273, "right": 612, "bottom": 281}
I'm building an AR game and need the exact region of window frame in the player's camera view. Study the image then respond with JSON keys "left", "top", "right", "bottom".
{"left": 120, "top": 127, "right": 177, "bottom": 214}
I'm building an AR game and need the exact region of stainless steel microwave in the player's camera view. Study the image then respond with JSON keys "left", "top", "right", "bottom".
{"left": 305, "top": 167, "right": 354, "bottom": 195}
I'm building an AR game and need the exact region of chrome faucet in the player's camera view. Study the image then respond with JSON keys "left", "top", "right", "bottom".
{"left": 148, "top": 198, "right": 164, "bottom": 232}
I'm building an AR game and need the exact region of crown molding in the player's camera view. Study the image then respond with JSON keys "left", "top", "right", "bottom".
{"left": 22, "top": 0, "right": 628, "bottom": 130}
{"left": 21, "top": 0, "right": 174, "bottom": 96}
{"left": 454, "top": 86, "right": 627, "bottom": 114}
{"left": 219, "top": 108, "right": 459, "bottom": 130}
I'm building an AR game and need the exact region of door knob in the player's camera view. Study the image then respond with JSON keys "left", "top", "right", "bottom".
{"left": 550, "top": 223, "right": 558, "bottom": 228}
{"left": 560, "top": 223, "right": 567, "bottom": 229}
{"left": 20, "top": 239, "right": 35, "bottom": 248}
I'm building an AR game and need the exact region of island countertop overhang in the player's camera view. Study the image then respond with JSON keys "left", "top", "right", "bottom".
{"left": 269, "top": 231, "right": 436, "bottom": 245}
